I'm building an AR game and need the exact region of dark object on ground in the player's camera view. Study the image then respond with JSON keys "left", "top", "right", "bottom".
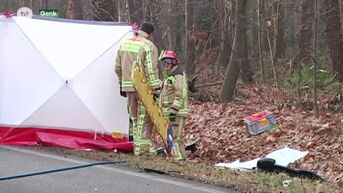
{"left": 257, "top": 158, "right": 324, "bottom": 181}
{"left": 142, "top": 168, "right": 168, "bottom": 175}
{"left": 156, "top": 147, "right": 167, "bottom": 157}
{"left": 185, "top": 141, "right": 197, "bottom": 153}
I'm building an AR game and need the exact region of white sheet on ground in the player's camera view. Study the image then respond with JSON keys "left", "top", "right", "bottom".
{"left": 214, "top": 147, "right": 309, "bottom": 170}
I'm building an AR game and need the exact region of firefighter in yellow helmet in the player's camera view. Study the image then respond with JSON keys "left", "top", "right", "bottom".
{"left": 115, "top": 22, "right": 161, "bottom": 156}
{"left": 159, "top": 50, "right": 188, "bottom": 160}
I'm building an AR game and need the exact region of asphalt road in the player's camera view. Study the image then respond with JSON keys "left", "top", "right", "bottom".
{"left": 0, "top": 146, "right": 238, "bottom": 193}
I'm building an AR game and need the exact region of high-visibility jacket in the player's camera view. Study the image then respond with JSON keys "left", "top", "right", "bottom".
{"left": 115, "top": 30, "right": 160, "bottom": 92}
{"left": 159, "top": 66, "right": 188, "bottom": 117}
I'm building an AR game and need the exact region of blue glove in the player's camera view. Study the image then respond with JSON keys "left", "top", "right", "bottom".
{"left": 167, "top": 124, "right": 174, "bottom": 152}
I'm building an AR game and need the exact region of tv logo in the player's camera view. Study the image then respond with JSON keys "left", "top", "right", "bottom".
{"left": 17, "top": 7, "right": 33, "bottom": 18}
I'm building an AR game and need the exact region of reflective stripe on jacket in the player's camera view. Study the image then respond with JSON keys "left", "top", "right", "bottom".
{"left": 159, "top": 66, "right": 188, "bottom": 116}
{"left": 115, "top": 30, "right": 160, "bottom": 92}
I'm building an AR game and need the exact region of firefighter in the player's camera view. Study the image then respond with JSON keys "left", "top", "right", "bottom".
{"left": 115, "top": 22, "right": 161, "bottom": 156}
{"left": 159, "top": 50, "right": 188, "bottom": 160}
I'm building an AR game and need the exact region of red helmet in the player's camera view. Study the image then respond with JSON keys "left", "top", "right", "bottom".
{"left": 161, "top": 50, "right": 178, "bottom": 61}
{"left": 131, "top": 22, "right": 139, "bottom": 31}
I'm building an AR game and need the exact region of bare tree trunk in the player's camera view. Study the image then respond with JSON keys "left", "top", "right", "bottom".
{"left": 91, "top": 0, "right": 117, "bottom": 21}
{"left": 216, "top": 0, "right": 232, "bottom": 71}
{"left": 292, "top": 0, "right": 301, "bottom": 51}
{"left": 185, "top": 0, "right": 195, "bottom": 76}
{"left": 262, "top": 0, "right": 271, "bottom": 52}
{"left": 247, "top": 0, "right": 258, "bottom": 60}
{"left": 166, "top": 0, "right": 174, "bottom": 49}
{"left": 241, "top": 0, "right": 254, "bottom": 83}
{"left": 128, "top": 0, "right": 144, "bottom": 23}
{"left": 163, "top": 1, "right": 174, "bottom": 49}
{"left": 313, "top": 0, "right": 319, "bottom": 117}
{"left": 324, "top": 0, "right": 343, "bottom": 82}
{"left": 266, "top": 23, "right": 278, "bottom": 87}
{"left": 273, "top": 0, "right": 286, "bottom": 60}
{"left": 229, "top": 1, "right": 236, "bottom": 55}
{"left": 258, "top": 0, "right": 266, "bottom": 82}
{"left": 41, "top": 0, "right": 49, "bottom": 8}
{"left": 66, "top": 0, "right": 83, "bottom": 19}
{"left": 219, "top": 0, "right": 248, "bottom": 103}
{"left": 241, "top": 37, "right": 254, "bottom": 83}
{"left": 117, "top": 0, "right": 129, "bottom": 22}
{"left": 298, "top": 0, "right": 314, "bottom": 65}
{"left": 146, "top": 0, "right": 165, "bottom": 50}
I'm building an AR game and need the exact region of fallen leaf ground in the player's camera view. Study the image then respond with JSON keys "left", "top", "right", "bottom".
{"left": 28, "top": 83, "right": 343, "bottom": 193}
{"left": 184, "top": 84, "right": 342, "bottom": 185}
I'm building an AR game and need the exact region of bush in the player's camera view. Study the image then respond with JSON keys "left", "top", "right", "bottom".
{"left": 283, "top": 56, "right": 343, "bottom": 96}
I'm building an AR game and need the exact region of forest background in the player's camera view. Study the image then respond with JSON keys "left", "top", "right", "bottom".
{"left": 1, "top": 0, "right": 343, "bottom": 191}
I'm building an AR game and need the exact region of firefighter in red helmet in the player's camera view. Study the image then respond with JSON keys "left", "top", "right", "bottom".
{"left": 159, "top": 50, "right": 188, "bottom": 160}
